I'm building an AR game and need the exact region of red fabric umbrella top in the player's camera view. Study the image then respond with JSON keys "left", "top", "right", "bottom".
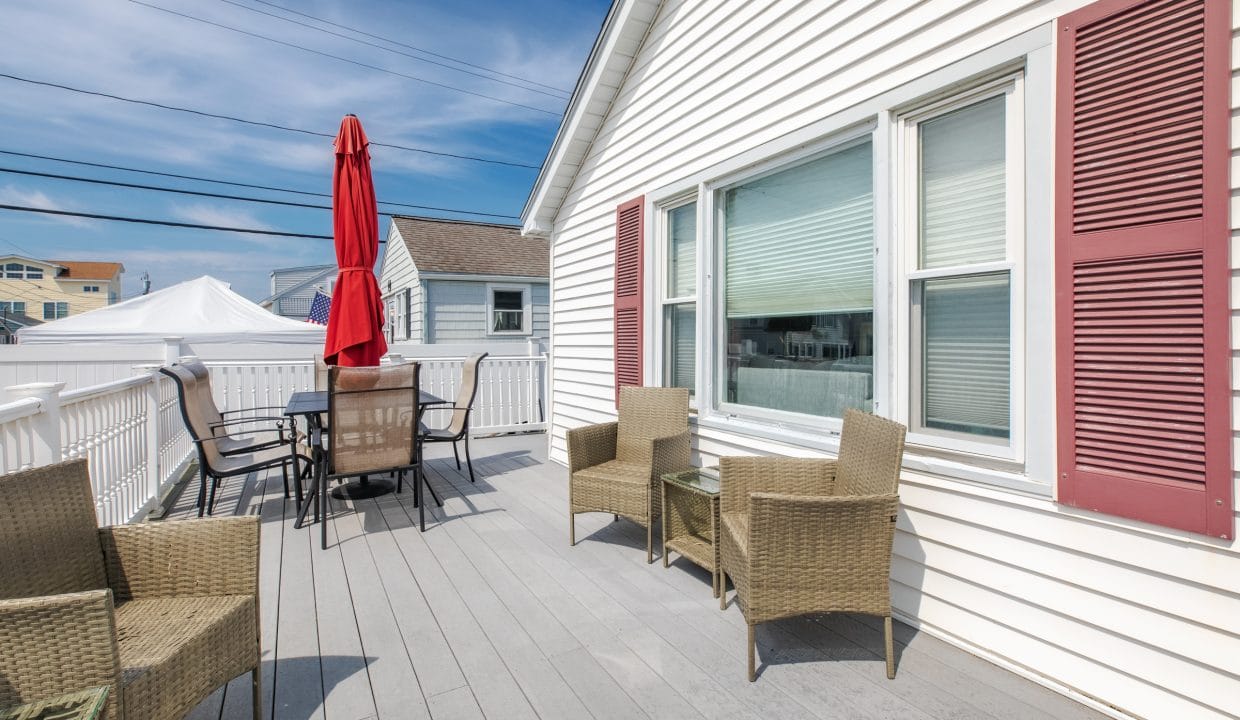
{"left": 324, "top": 115, "right": 387, "bottom": 366}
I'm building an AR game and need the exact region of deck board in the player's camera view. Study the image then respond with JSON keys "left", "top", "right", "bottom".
{"left": 162, "top": 434, "right": 1109, "bottom": 720}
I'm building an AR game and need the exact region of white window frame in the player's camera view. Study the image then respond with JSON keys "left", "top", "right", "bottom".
{"left": 708, "top": 125, "right": 878, "bottom": 436}
{"left": 486, "top": 283, "right": 531, "bottom": 336}
{"left": 654, "top": 194, "right": 699, "bottom": 401}
{"left": 43, "top": 301, "right": 68, "bottom": 320}
{"left": 893, "top": 73, "right": 1026, "bottom": 462}
{"left": 0, "top": 301, "right": 25, "bottom": 314}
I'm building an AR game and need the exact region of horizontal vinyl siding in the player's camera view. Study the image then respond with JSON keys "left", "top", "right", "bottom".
{"left": 379, "top": 227, "right": 418, "bottom": 341}
{"left": 427, "top": 280, "right": 550, "bottom": 344}
{"left": 546, "top": 1, "right": 1240, "bottom": 719}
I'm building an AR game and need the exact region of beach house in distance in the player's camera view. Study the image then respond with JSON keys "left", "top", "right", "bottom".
{"left": 261, "top": 264, "right": 336, "bottom": 320}
{"left": 378, "top": 215, "right": 549, "bottom": 344}
{"left": 0, "top": 255, "right": 123, "bottom": 320}
{"left": 521, "top": 1, "right": 1238, "bottom": 719}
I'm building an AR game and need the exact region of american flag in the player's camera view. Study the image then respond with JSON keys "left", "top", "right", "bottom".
{"left": 307, "top": 290, "right": 331, "bottom": 325}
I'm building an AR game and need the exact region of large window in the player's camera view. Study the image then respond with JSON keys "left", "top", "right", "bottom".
{"left": 4, "top": 264, "right": 43, "bottom": 279}
{"left": 719, "top": 140, "right": 874, "bottom": 419}
{"left": 0, "top": 301, "right": 25, "bottom": 314}
{"left": 899, "top": 80, "right": 1022, "bottom": 452}
{"left": 661, "top": 201, "right": 696, "bottom": 397}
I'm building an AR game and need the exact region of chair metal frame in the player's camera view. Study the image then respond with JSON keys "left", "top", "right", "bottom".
{"left": 419, "top": 352, "right": 488, "bottom": 483}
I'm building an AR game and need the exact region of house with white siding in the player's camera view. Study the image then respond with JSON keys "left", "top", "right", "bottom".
{"left": 521, "top": 1, "right": 1238, "bottom": 718}
{"left": 261, "top": 264, "right": 335, "bottom": 320}
{"left": 378, "top": 215, "right": 549, "bottom": 344}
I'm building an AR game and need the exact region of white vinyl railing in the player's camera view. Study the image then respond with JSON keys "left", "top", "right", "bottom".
{"left": 0, "top": 346, "right": 546, "bottom": 525}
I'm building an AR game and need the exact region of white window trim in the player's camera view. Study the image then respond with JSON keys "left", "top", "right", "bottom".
{"left": 652, "top": 194, "right": 699, "bottom": 402}
{"left": 636, "top": 26, "right": 1056, "bottom": 492}
{"left": 893, "top": 73, "right": 1027, "bottom": 463}
{"left": 708, "top": 126, "right": 877, "bottom": 436}
{"left": 486, "top": 283, "right": 532, "bottom": 336}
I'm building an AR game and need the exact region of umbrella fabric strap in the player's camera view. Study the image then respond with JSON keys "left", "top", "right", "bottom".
{"left": 338, "top": 267, "right": 371, "bottom": 272}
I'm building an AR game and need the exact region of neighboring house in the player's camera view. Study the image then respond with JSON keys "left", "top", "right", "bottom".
{"left": 522, "top": 2, "right": 1237, "bottom": 719}
{"left": 261, "top": 264, "right": 336, "bottom": 319}
{"left": 378, "top": 215, "right": 549, "bottom": 344}
{"left": 0, "top": 311, "right": 40, "bottom": 344}
{"left": 0, "top": 255, "right": 124, "bottom": 321}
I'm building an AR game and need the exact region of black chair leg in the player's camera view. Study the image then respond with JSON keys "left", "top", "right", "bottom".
{"left": 207, "top": 477, "right": 219, "bottom": 515}
{"left": 464, "top": 433, "right": 476, "bottom": 483}
{"left": 452, "top": 441, "right": 461, "bottom": 470}
{"left": 196, "top": 467, "right": 208, "bottom": 517}
{"left": 282, "top": 463, "right": 290, "bottom": 499}
{"left": 418, "top": 465, "right": 426, "bottom": 532}
{"left": 396, "top": 469, "right": 403, "bottom": 494}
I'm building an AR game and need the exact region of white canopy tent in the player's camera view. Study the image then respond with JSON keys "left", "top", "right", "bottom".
{"left": 17, "top": 275, "right": 327, "bottom": 345}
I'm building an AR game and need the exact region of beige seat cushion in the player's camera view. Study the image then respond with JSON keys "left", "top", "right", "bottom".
{"left": 116, "top": 596, "right": 255, "bottom": 720}
{"left": 572, "top": 460, "right": 650, "bottom": 485}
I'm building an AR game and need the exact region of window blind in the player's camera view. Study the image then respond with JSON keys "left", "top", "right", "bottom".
{"left": 724, "top": 141, "right": 873, "bottom": 318}
{"left": 920, "top": 96, "right": 1006, "bottom": 268}
{"left": 668, "top": 203, "right": 696, "bottom": 298}
{"left": 922, "top": 273, "right": 1010, "bottom": 437}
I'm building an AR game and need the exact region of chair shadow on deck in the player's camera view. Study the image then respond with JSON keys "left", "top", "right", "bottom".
{"left": 183, "top": 654, "right": 377, "bottom": 720}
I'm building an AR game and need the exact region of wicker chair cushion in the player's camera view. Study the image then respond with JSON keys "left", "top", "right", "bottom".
{"left": 115, "top": 596, "right": 256, "bottom": 720}
{"left": 571, "top": 460, "right": 650, "bottom": 486}
{"left": 0, "top": 459, "right": 107, "bottom": 600}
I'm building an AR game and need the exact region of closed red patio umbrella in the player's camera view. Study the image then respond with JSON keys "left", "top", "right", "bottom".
{"left": 324, "top": 114, "right": 387, "bottom": 367}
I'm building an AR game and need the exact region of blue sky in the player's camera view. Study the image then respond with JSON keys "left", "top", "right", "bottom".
{"left": 0, "top": 0, "right": 609, "bottom": 301}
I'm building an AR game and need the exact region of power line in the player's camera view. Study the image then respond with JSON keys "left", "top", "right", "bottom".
{"left": 247, "top": 0, "right": 572, "bottom": 95}
{"left": 0, "top": 149, "right": 521, "bottom": 215}
{"left": 0, "top": 203, "right": 339, "bottom": 240}
{"left": 129, "top": 0, "right": 563, "bottom": 117}
{"left": 0, "top": 73, "right": 541, "bottom": 170}
{"left": 0, "top": 165, "right": 520, "bottom": 220}
{"left": 215, "top": 0, "right": 569, "bottom": 100}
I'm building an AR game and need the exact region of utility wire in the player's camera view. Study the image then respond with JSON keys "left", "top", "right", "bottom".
{"left": 215, "top": 0, "right": 569, "bottom": 100}
{"left": 129, "top": 0, "right": 562, "bottom": 117}
{"left": 247, "top": 0, "right": 572, "bottom": 95}
{"left": 0, "top": 149, "right": 521, "bottom": 215}
{"left": 0, "top": 73, "right": 541, "bottom": 170}
{"left": 0, "top": 203, "right": 341, "bottom": 240}
{"left": 0, "top": 165, "right": 520, "bottom": 220}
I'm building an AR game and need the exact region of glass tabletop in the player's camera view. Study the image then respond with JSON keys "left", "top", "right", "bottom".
{"left": 662, "top": 466, "right": 720, "bottom": 496}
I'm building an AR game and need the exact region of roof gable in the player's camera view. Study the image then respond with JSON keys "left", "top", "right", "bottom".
{"left": 46, "top": 260, "right": 124, "bottom": 280}
{"left": 392, "top": 216, "right": 548, "bottom": 278}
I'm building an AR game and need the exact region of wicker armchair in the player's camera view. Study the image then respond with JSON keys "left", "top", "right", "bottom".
{"left": 0, "top": 459, "right": 261, "bottom": 720}
{"left": 718, "top": 408, "right": 906, "bottom": 681}
{"left": 567, "top": 386, "right": 691, "bottom": 563}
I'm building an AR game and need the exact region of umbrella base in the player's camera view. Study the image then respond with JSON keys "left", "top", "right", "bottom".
{"left": 331, "top": 476, "right": 395, "bottom": 500}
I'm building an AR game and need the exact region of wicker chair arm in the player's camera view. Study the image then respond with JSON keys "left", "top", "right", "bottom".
{"left": 567, "top": 421, "right": 618, "bottom": 474}
{"left": 647, "top": 430, "right": 692, "bottom": 480}
{"left": 0, "top": 590, "right": 123, "bottom": 719}
{"left": 99, "top": 516, "right": 259, "bottom": 602}
{"left": 745, "top": 492, "right": 899, "bottom": 619}
{"left": 719, "top": 456, "right": 838, "bottom": 516}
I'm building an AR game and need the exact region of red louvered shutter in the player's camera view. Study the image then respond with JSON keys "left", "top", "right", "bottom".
{"left": 1055, "top": 0, "right": 1232, "bottom": 538}
{"left": 614, "top": 196, "right": 645, "bottom": 406}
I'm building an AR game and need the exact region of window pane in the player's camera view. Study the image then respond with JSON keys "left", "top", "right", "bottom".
{"left": 667, "top": 203, "right": 696, "bottom": 297}
{"left": 493, "top": 290, "right": 523, "bottom": 310}
{"left": 43, "top": 302, "right": 55, "bottom": 320}
{"left": 664, "top": 303, "right": 695, "bottom": 394}
{"left": 921, "top": 273, "right": 1010, "bottom": 438}
{"left": 726, "top": 312, "right": 872, "bottom": 417}
{"left": 725, "top": 141, "right": 873, "bottom": 317}
{"left": 493, "top": 310, "right": 523, "bottom": 332}
{"left": 919, "top": 96, "right": 1006, "bottom": 268}
{"left": 722, "top": 140, "right": 874, "bottom": 418}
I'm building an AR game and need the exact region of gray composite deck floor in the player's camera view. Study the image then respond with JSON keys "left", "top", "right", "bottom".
{"left": 164, "top": 434, "right": 1106, "bottom": 720}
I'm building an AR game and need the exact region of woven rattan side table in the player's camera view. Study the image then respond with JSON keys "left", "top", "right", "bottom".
{"left": 0, "top": 687, "right": 109, "bottom": 720}
{"left": 661, "top": 467, "right": 722, "bottom": 597}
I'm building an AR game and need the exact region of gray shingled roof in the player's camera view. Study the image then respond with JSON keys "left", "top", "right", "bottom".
{"left": 392, "top": 216, "right": 548, "bottom": 278}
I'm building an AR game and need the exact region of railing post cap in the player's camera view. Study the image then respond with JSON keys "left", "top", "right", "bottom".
{"left": 6, "top": 381, "right": 66, "bottom": 398}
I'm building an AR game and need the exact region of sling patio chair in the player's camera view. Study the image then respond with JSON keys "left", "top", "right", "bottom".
{"left": 567, "top": 386, "right": 691, "bottom": 563}
{"left": 419, "top": 352, "right": 488, "bottom": 483}
{"left": 0, "top": 458, "right": 262, "bottom": 720}
{"left": 162, "top": 364, "right": 312, "bottom": 516}
{"left": 317, "top": 363, "right": 424, "bottom": 548}
{"left": 178, "top": 360, "right": 300, "bottom": 455}
{"left": 718, "top": 408, "right": 906, "bottom": 681}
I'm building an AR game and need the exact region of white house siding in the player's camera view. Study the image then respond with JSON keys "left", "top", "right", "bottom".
{"left": 543, "top": 2, "right": 1240, "bottom": 719}
{"left": 426, "top": 280, "right": 550, "bottom": 344}
{"left": 378, "top": 225, "right": 422, "bottom": 342}
{"left": 272, "top": 267, "right": 324, "bottom": 294}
